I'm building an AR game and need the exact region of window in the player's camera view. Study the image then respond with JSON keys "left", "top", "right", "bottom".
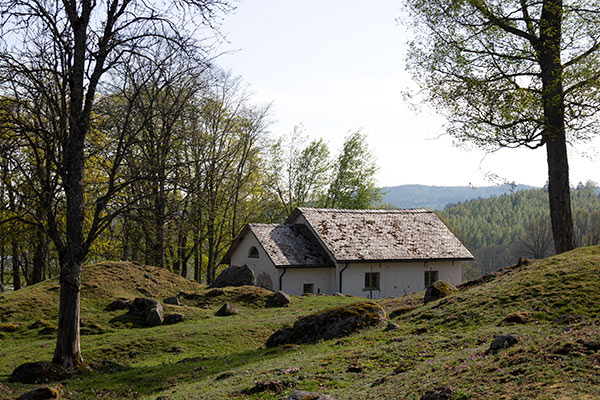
{"left": 303, "top": 283, "right": 314, "bottom": 294}
{"left": 364, "top": 272, "right": 380, "bottom": 290}
{"left": 424, "top": 270, "right": 439, "bottom": 288}
{"left": 248, "top": 246, "right": 259, "bottom": 258}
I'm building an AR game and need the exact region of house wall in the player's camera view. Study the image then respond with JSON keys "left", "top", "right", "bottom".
{"left": 280, "top": 267, "right": 335, "bottom": 296}
{"left": 229, "top": 232, "right": 279, "bottom": 291}
{"left": 340, "top": 260, "right": 462, "bottom": 299}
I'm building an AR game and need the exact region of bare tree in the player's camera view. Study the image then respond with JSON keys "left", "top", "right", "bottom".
{"left": 0, "top": 0, "right": 230, "bottom": 368}
{"left": 516, "top": 217, "right": 555, "bottom": 259}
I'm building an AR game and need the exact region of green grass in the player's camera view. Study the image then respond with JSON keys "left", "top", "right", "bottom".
{"left": 1, "top": 247, "right": 600, "bottom": 399}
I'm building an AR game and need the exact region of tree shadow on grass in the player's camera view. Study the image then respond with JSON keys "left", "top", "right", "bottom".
{"left": 70, "top": 345, "right": 298, "bottom": 398}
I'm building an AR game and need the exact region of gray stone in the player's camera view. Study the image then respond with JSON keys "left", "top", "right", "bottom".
{"left": 164, "top": 313, "right": 184, "bottom": 325}
{"left": 268, "top": 291, "right": 291, "bottom": 307}
{"left": 384, "top": 322, "right": 399, "bottom": 331}
{"left": 164, "top": 296, "right": 181, "bottom": 306}
{"left": 17, "top": 386, "right": 61, "bottom": 400}
{"left": 130, "top": 298, "right": 164, "bottom": 326}
{"left": 266, "top": 302, "right": 386, "bottom": 347}
{"left": 205, "top": 288, "right": 225, "bottom": 297}
{"left": 287, "top": 390, "right": 336, "bottom": 400}
{"left": 215, "top": 303, "right": 238, "bottom": 316}
{"left": 145, "top": 304, "right": 164, "bottom": 327}
{"left": 130, "top": 297, "right": 160, "bottom": 316}
{"left": 420, "top": 386, "right": 454, "bottom": 400}
{"left": 212, "top": 264, "right": 255, "bottom": 288}
{"left": 487, "top": 334, "right": 518, "bottom": 354}
{"left": 106, "top": 298, "right": 131, "bottom": 311}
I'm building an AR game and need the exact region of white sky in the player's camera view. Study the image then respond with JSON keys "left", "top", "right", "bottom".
{"left": 217, "top": 0, "right": 600, "bottom": 188}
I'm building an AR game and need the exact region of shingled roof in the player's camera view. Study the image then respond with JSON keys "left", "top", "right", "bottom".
{"left": 287, "top": 208, "right": 473, "bottom": 262}
{"left": 221, "top": 223, "right": 335, "bottom": 268}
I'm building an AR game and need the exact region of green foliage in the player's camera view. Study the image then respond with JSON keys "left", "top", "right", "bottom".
{"left": 267, "top": 126, "right": 331, "bottom": 215}
{"left": 324, "top": 131, "right": 382, "bottom": 209}
{"left": 404, "top": 0, "right": 600, "bottom": 148}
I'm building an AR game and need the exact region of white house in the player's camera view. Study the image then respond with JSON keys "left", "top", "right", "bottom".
{"left": 220, "top": 207, "right": 473, "bottom": 299}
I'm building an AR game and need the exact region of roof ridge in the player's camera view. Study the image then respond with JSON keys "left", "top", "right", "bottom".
{"left": 248, "top": 223, "right": 280, "bottom": 227}
{"left": 297, "top": 207, "right": 432, "bottom": 214}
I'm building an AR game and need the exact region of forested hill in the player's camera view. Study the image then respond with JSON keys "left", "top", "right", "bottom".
{"left": 381, "top": 184, "right": 538, "bottom": 210}
{"left": 439, "top": 183, "right": 600, "bottom": 280}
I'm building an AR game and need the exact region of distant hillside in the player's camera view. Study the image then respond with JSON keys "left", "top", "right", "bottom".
{"left": 381, "top": 183, "right": 538, "bottom": 210}
{"left": 440, "top": 184, "right": 600, "bottom": 279}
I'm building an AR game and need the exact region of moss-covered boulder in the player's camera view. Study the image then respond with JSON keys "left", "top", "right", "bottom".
{"left": 266, "top": 302, "right": 385, "bottom": 347}
{"left": 423, "top": 280, "right": 458, "bottom": 304}
{"left": 9, "top": 362, "right": 69, "bottom": 384}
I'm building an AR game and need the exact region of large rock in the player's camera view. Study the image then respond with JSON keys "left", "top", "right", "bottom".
{"left": 145, "top": 304, "right": 164, "bottom": 327}
{"left": 164, "top": 297, "right": 181, "bottom": 306}
{"left": 9, "top": 362, "right": 69, "bottom": 384}
{"left": 287, "top": 390, "right": 336, "bottom": 400}
{"left": 267, "top": 291, "right": 291, "bottom": 307}
{"left": 212, "top": 264, "right": 255, "bottom": 288}
{"left": 420, "top": 386, "right": 455, "bottom": 400}
{"left": 105, "top": 298, "right": 131, "bottom": 311}
{"left": 17, "top": 386, "right": 62, "bottom": 400}
{"left": 215, "top": 303, "right": 238, "bottom": 316}
{"left": 487, "top": 334, "right": 518, "bottom": 355}
{"left": 266, "top": 302, "right": 386, "bottom": 347}
{"left": 129, "top": 298, "right": 164, "bottom": 326}
{"left": 423, "top": 280, "right": 458, "bottom": 304}
{"left": 164, "top": 313, "right": 184, "bottom": 325}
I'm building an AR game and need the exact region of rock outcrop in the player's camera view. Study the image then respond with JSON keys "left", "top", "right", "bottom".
{"left": 287, "top": 390, "right": 336, "bottom": 400}
{"left": 212, "top": 264, "right": 255, "bottom": 288}
{"left": 164, "top": 313, "right": 184, "bottom": 325}
{"left": 105, "top": 298, "right": 131, "bottom": 311}
{"left": 17, "top": 386, "right": 62, "bottom": 400}
{"left": 420, "top": 386, "right": 455, "bottom": 400}
{"left": 266, "top": 302, "right": 386, "bottom": 347}
{"left": 267, "top": 291, "right": 291, "bottom": 307}
{"left": 129, "top": 298, "right": 164, "bottom": 326}
{"left": 487, "top": 334, "right": 518, "bottom": 354}
{"left": 164, "top": 297, "right": 181, "bottom": 306}
{"left": 215, "top": 303, "right": 238, "bottom": 316}
{"left": 9, "top": 362, "right": 69, "bottom": 384}
{"left": 423, "top": 280, "right": 458, "bottom": 304}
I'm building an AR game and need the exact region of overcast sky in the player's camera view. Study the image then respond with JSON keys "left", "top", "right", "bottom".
{"left": 217, "top": 0, "right": 600, "bottom": 188}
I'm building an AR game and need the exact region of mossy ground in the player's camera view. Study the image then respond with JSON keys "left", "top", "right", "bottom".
{"left": 1, "top": 247, "right": 600, "bottom": 399}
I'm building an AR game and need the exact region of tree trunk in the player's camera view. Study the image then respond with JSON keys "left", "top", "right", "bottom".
{"left": 32, "top": 225, "right": 47, "bottom": 284}
{"left": 11, "top": 238, "right": 21, "bottom": 290}
{"left": 179, "top": 232, "right": 188, "bottom": 278}
{"left": 153, "top": 187, "right": 166, "bottom": 268}
{"left": 52, "top": 258, "right": 82, "bottom": 367}
{"left": 193, "top": 229, "right": 201, "bottom": 283}
{"left": 207, "top": 221, "right": 215, "bottom": 284}
{"left": 539, "top": 0, "right": 576, "bottom": 254}
{"left": 1, "top": 241, "right": 5, "bottom": 286}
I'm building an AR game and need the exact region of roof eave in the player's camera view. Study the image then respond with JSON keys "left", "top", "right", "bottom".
{"left": 335, "top": 257, "right": 474, "bottom": 264}
{"left": 275, "top": 264, "right": 336, "bottom": 269}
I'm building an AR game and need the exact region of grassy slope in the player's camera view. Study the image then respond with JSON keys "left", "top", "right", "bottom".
{"left": 1, "top": 248, "right": 600, "bottom": 399}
